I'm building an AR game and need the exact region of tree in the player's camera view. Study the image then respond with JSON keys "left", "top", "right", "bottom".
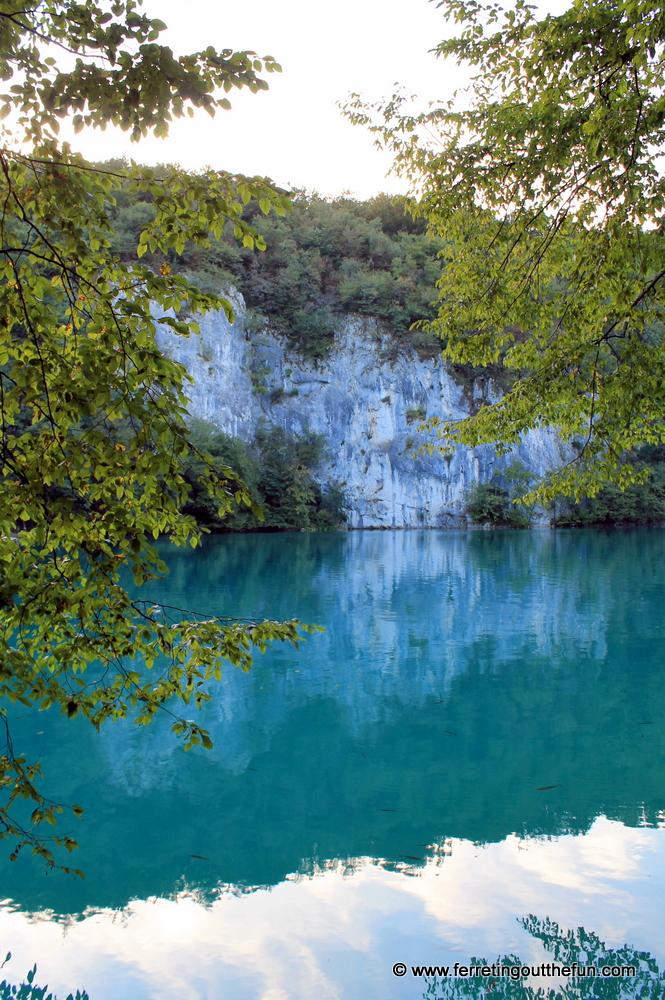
{"left": 344, "top": 0, "right": 665, "bottom": 500}
{"left": 0, "top": 0, "right": 319, "bottom": 871}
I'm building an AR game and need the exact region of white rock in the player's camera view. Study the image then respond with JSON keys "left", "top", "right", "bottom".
{"left": 155, "top": 293, "right": 569, "bottom": 528}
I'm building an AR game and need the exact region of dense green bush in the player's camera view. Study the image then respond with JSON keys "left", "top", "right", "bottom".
{"left": 466, "top": 449, "right": 665, "bottom": 528}
{"left": 465, "top": 483, "right": 531, "bottom": 528}
{"left": 181, "top": 420, "right": 262, "bottom": 532}
{"left": 555, "top": 446, "right": 665, "bottom": 526}
{"left": 464, "top": 462, "right": 534, "bottom": 528}
{"left": 181, "top": 421, "right": 347, "bottom": 532}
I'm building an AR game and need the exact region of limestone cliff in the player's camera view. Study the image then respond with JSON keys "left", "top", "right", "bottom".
{"left": 156, "top": 293, "right": 567, "bottom": 528}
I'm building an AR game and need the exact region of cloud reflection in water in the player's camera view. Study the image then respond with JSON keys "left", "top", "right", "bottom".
{"left": 0, "top": 819, "right": 664, "bottom": 1000}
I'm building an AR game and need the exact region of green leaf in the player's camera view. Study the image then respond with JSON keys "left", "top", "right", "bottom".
{"left": 342, "top": 0, "right": 665, "bottom": 499}
{"left": 0, "top": 0, "right": 310, "bottom": 879}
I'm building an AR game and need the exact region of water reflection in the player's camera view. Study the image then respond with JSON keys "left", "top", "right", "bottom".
{"left": 0, "top": 529, "right": 664, "bottom": 991}
{"left": 424, "top": 915, "right": 665, "bottom": 999}
{"left": 1, "top": 820, "right": 663, "bottom": 1000}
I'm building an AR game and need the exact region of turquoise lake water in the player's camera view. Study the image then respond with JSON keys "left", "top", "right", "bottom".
{"left": 1, "top": 528, "right": 665, "bottom": 999}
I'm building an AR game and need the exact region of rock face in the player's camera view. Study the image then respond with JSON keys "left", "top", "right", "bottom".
{"left": 156, "top": 293, "right": 568, "bottom": 528}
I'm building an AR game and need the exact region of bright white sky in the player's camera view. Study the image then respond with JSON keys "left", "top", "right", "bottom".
{"left": 70, "top": 0, "right": 570, "bottom": 200}
{"left": 70, "top": 0, "right": 469, "bottom": 199}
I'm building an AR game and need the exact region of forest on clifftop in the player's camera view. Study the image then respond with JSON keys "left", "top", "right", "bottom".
{"left": 103, "top": 163, "right": 445, "bottom": 358}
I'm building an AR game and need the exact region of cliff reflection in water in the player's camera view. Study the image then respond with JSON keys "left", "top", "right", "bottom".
{"left": 3, "top": 528, "right": 665, "bottom": 914}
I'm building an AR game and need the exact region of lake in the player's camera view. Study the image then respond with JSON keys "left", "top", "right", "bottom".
{"left": 1, "top": 528, "right": 665, "bottom": 999}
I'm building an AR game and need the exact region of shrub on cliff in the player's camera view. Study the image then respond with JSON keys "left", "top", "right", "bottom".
{"left": 181, "top": 422, "right": 262, "bottom": 532}
{"left": 182, "top": 421, "right": 348, "bottom": 532}
{"left": 465, "top": 462, "right": 534, "bottom": 528}
{"left": 465, "top": 483, "right": 531, "bottom": 528}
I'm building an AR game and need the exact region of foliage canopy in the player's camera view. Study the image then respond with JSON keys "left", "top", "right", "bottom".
{"left": 0, "top": 0, "right": 319, "bottom": 871}
{"left": 345, "top": 0, "right": 665, "bottom": 500}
